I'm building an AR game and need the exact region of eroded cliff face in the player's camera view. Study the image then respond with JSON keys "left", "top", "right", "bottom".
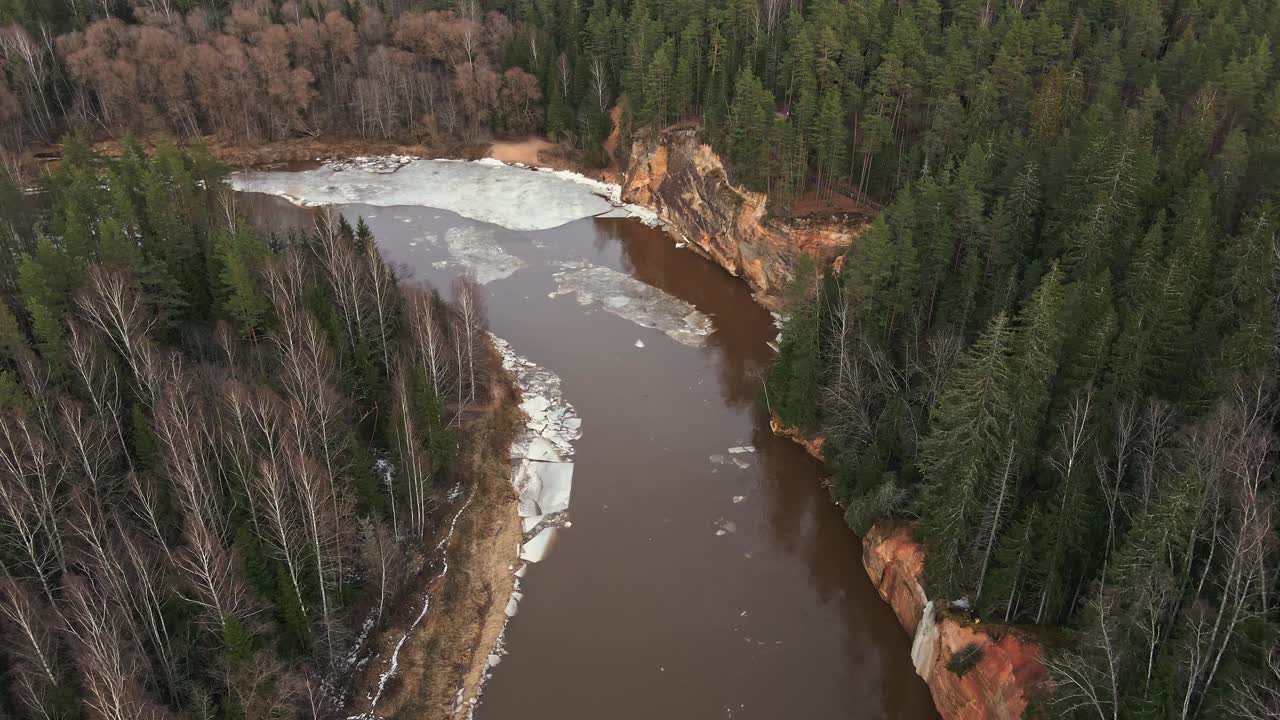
{"left": 768, "top": 416, "right": 825, "bottom": 461}
{"left": 863, "top": 524, "right": 1045, "bottom": 720}
{"left": 621, "top": 128, "right": 863, "bottom": 307}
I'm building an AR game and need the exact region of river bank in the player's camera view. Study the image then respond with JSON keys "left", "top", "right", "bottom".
{"left": 343, "top": 341, "right": 526, "bottom": 720}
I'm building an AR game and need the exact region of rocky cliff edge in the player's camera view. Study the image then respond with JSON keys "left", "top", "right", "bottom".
{"left": 863, "top": 523, "right": 1046, "bottom": 720}
{"left": 620, "top": 127, "right": 865, "bottom": 308}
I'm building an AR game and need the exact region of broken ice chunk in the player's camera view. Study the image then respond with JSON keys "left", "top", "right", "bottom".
{"left": 525, "top": 437, "right": 561, "bottom": 462}
{"left": 520, "top": 395, "right": 551, "bottom": 419}
{"left": 634, "top": 340, "right": 645, "bottom": 348}
{"left": 531, "top": 462, "right": 573, "bottom": 515}
{"left": 520, "top": 527, "right": 557, "bottom": 562}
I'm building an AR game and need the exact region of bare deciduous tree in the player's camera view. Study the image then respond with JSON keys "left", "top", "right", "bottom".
{"left": 254, "top": 456, "right": 309, "bottom": 620}
{"left": 1043, "top": 593, "right": 1122, "bottom": 720}
{"left": 1230, "top": 643, "right": 1280, "bottom": 720}
{"left": 452, "top": 274, "right": 487, "bottom": 406}
{"left": 60, "top": 575, "right": 172, "bottom": 720}
{"left": 390, "top": 366, "right": 433, "bottom": 540}
{"left": 0, "top": 412, "right": 66, "bottom": 604}
{"left": 404, "top": 286, "right": 456, "bottom": 406}
{"left": 173, "top": 508, "right": 256, "bottom": 633}
{"left": 0, "top": 577, "right": 60, "bottom": 702}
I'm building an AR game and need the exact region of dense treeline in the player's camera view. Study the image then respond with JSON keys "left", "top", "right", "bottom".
{"left": 0, "top": 142, "right": 501, "bottom": 719}
{"left": 1, "top": 0, "right": 1279, "bottom": 718}
{"left": 756, "top": 1, "right": 1280, "bottom": 719}
{"left": 6, "top": 0, "right": 1278, "bottom": 212}
{"left": 0, "top": 0, "right": 545, "bottom": 169}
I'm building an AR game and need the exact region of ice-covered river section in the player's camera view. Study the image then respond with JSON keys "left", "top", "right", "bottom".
{"left": 230, "top": 156, "right": 654, "bottom": 232}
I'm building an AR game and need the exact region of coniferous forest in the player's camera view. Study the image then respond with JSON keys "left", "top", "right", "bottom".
{"left": 0, "top": 140, "right": 503, "bottom": 719}
{"left": 0, "top": 0, "right": 1275, "bottom": 719}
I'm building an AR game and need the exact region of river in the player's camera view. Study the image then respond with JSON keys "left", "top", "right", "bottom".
{"left": 234, "top": 160, "right": 937, "bottom": 720}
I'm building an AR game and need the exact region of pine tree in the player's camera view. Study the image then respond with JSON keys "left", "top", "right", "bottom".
{"left": 0, "top": 300, "right": 24, "bottom": 362}
{"left": 917, "top": 312, "right": 1015, "bottom": 599}
{"left": 728, "top": 65, "right": 773, "bottom": 187}
{"left": 813, "top": 88, "right": 847, "bottom": 198}
{"left": 17, "top": 236, "right": 84, "bottom": 363}
{"left": 97, "top": 216, "right": 144, "bottom": 275}
{"left": 767, "top": 256, "right": 823, "bottom": 430}
{"left": 1008, "top": 264, "right": 1068, "bottom": 462}
{"left": 641, "top": 40, "right": 675, "bottom": 124}
{"left": 215, "top": 226, "right": 270, "bottom": 337}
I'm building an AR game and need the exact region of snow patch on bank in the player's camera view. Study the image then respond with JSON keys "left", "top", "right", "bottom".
{"left": 230, "top": 156, "right": 655, "bottom": 231}
{"left": 550, "top": 262, "right": 714, "bottom": 346}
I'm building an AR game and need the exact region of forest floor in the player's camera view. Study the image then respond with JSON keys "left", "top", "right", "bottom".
{"left": 347, "top": 342, "right": 526, "bottom": 720}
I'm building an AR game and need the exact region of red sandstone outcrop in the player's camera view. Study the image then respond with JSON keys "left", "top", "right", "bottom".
{"left": 621, "top": 128, "right": 866, "bottom": 307}
{"left": 863, "top": 524, "right": 1045, "bottom": 720}
{"left": 769, "top": 416, "right": 825, "bottom": 461}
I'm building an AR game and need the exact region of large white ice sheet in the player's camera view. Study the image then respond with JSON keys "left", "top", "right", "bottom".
{"left": 230, "top": 158, "right": 618, "bottom": 231}
{"left": 550, "top": 262, "right": 714, "bottom": 346}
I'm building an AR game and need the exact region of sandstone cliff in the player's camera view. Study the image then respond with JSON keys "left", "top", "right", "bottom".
{"left": 768, "top": 416, "right": 825, "bottom": 461}
{"left": 863, "top": 524, "right": 1045, "bottom": 720}
{"left": 620, "top": 128, "right": 865, "bottom": 307}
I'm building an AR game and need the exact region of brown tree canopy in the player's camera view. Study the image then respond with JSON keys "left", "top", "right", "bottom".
{"left": 32, "top": 1, "right": 539, "bottom": 146}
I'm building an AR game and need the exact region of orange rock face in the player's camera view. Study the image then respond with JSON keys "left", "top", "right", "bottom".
{"left": 922, "top": 617, "right": 1046, "bottom": 720}
{"left": 862, "top": 524, "right": 1045, "bottom": 720}
{"left": 768, "top": 416, "right": 825, "bottom": 461}
{"left": 862, "top": 524, "right": 929, "bottom": 634}
{"left": 622, "top": 128, "right": 865, "bottom": 307}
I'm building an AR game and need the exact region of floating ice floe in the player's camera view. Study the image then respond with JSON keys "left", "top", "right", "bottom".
{"left": 550, "top": 262, "right": 714, "bottom": 347}
{"left": 711, "top": 452, "right": 752, "bottom": 470}
{"left": 231, "top": 157, "right": 636, "bottom": 232}
{"left": 714, "top": 518, "right": 738, "bottom": 536}
{"left": 443, "top": 226, "right": 526, "bottom": 284}
{"left": 728, "top": 446, "right": 755, "bottom": 454}
{"left": 634, "top": 340, "right": 645, "bottom": 348}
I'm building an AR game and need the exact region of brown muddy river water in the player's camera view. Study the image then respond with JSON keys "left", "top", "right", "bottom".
{"left": 235, "top": 161, "right": 936, "bottom": 720}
